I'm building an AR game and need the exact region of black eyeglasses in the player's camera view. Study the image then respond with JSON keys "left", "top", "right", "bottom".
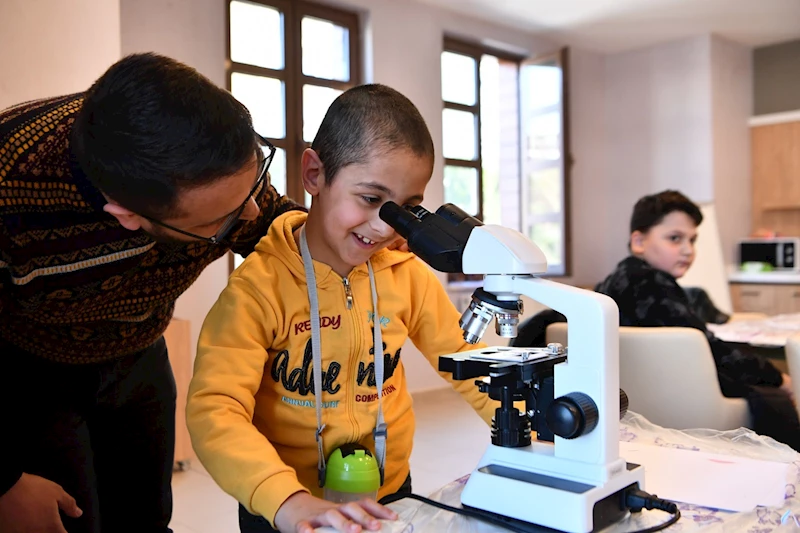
{"left": 141, "top": 134, "right": 275, "bottom": 245}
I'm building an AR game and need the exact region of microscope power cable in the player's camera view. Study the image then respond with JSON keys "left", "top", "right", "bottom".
{"left": 380, "top": 486, "right": 680, "bottom": 533}
{"left": 623, "top": 488, "right": 682, "bottom": 533}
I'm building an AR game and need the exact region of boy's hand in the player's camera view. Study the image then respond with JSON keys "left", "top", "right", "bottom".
{"left": 274, "top": 491, "right": 397, "bottom": 533}
{"left": 0, "top": 473, "right": 83, "bottom": 533}
{"left": 780, "top": 373, "right": 794, "bottom": 399}
{"left": 386, "top": 238, "right": 410, "bottom": 253}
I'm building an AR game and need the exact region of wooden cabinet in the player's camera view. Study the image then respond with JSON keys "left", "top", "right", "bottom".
{"left": 164, "top": 317, "right": 195, "bottom": 470}
{"left": 751, "top": 120, "right": 800, "bottom": 236}
{"left": 730, "top": 283, "right": 800, "bottom": 314}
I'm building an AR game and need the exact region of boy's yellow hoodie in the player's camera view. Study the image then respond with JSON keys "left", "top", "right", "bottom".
{"left": 187, "top": 211, "right": 497, "bottom": 526}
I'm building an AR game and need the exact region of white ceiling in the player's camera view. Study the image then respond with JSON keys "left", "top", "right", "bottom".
{"left": 414, "top": 0, "right": 800, "bottom": 53}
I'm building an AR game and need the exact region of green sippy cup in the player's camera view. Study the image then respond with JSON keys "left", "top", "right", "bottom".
{"left": 323, "top": 443, "right": 381, "bottom": 503}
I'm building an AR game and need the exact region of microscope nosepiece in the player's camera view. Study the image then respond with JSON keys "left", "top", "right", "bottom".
{"left": 459, "top": 289, "right": 523, "bottom": 344}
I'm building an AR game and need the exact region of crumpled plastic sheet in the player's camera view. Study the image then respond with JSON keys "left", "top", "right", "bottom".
{"left": 318, "top": 411, "right": 800, "bottom": 532}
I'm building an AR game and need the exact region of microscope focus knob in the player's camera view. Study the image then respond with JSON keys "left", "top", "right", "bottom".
{"left": 620, "top": 389, "right": 629, "bottom": 419}
{"left": 546, "top": 392, "right": 598, "bottom": 439}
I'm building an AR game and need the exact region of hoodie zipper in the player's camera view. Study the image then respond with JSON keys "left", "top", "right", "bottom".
{"left": 343, "top": 274, "right": 359, "bottom": 442}
{"left": 342, "top": 277, "right": 353, "bottom": 310}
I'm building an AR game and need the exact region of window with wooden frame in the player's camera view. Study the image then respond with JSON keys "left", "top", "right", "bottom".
{"left": 227, "top": 0, "right": 362, "bottom": 270}
{"left": 442, "top": 39, "right": 571, "bottom": 277}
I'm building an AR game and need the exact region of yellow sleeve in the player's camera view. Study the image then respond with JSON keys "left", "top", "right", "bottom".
{"left": 406, "top": 261, "right": 499, "bottom": 426}
{"left": 186, "top": 268, "right": 308, "bottom": 527}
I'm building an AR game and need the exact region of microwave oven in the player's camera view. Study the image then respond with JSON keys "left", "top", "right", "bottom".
{"left": 738, "top": 238, "right": 799, "bottom": 271}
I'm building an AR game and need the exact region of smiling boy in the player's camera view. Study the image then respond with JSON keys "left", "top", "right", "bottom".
{"left": 187, "top": 84, "right": 499, "bottom": 533}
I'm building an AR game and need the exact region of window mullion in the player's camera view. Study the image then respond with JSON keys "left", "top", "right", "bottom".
{"left": 285, "top": 1, "right": 304, "bottom": 202}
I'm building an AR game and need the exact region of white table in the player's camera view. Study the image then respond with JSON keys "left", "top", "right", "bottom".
{"left": 320, "top": 412, "right": 800, "bottom": 532}
{"left": 709, "top": 313, "right": 800, "bottom": 348}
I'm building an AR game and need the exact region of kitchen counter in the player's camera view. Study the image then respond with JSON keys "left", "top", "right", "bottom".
{"left": 728, "top": 270, "right": 800, "bottom": 284}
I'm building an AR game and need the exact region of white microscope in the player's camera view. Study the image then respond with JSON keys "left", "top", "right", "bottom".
{"left": 379, "top": 202, "right": 647, "bottom": 533}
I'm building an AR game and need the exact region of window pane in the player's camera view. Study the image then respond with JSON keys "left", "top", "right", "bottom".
{"left": 441, "top": 52, "right": 476, "bottom": 106}
{"left": 520, "top": 54, "right": 566, "bottom": 275}
{"left": 526, "top": 112, "right": 562, "bottom": 161}
{"left": 303, "top": 85, "right": 343, "bottom": 142}
{"left": 230, "top": 1, "right": 284, "bottom": 70}
{"left": 266, "top": 147, "right": 286, "bottom": 197}
{"left": 480, "top": 55, "right": 521, "bottom": 230}
{"left": 521, "top": 61, "right": 561, "bottom": 111}
{"left": 231, "top": 73, "right": 285, "bottom": 139}
{"left": 529, "top": 221, "right": 562, "bottom": 270}
{"left": 442, "top": 109, "right": 477, "bottom": 160}
{"left": 302, "top": 16, "right": 350, "bottom": 81}
{"left": 526, "top": 167, "right": 564, "bottom": 272}
{"left": 443, "top": 166, "right": 479, "bottom": 216}
{"left": 527, "top": 167, "right": 563, "bottom": 215}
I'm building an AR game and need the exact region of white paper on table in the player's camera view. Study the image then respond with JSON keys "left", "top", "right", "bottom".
{"left": 620, "top": 441, "right": 789, "bottom": 512}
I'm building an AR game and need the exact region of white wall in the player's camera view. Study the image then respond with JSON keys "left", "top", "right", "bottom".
{"left": 0, "top": 0, "right": 121, "bottom": 110}
{"left": 570, "top": 34, "right": 751, "bottom": 286}
{"left": 120, "top": 0, "right": 559, "bottom": 392}
{"left": 120, "top": 0, "right": 230, "bottom": 363}
{"left": 120, "top": 0, "right": 226, "bottom": 86}
{"left": 603, "top": 36, "right": 715, "bottom": 270}
{"left": 711, "top": 37, "right": 752, "bottom": 266}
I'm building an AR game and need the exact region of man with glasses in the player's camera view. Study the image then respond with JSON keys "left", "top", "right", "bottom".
{"left": 0, "top": 53, "right": 300, "bottom": 533}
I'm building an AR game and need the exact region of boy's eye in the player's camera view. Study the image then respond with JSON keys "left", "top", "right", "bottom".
{"left": 361, "top": 196, "right": 381, "bottom": 204}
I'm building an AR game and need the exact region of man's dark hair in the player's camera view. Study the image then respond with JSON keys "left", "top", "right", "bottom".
{"left": 311, "top": 84, "right": 434, "bottom": 184}
{"left": 630, "top": 189, "right": 703, "bottom": 235}
{"left": 71, "top": 52, "right": 256, "bottom": 218}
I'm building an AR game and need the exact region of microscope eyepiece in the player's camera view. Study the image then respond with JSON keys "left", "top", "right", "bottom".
{"left": 379, "top": 202, "right": 418, "bottom": 239}
{"left": 436, "top": 203, "right": 477, "bottom": 227}
{"left": 407, "top": 205, "right": 432, "bottom": 220}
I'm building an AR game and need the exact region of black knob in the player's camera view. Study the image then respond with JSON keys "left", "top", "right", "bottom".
{"left": 546, "top": 392, "right": 599, "bottom": 439}
{"left": 620, "top": 389, "right": 629, "bottom": 419}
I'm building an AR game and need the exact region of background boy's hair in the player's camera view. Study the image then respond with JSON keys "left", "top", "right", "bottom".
{"left": 311, "top": 84, "right": 434, "bottom": 183}
{"left": 630, "top": 189, "right": 703, "bottom": 235}
{"left": 71, "top": 52, "right": 256, "bottom": 219}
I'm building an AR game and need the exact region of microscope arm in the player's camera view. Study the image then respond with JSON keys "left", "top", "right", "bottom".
{"left": 484, "top": 275, "right": 622, "bottom": 472}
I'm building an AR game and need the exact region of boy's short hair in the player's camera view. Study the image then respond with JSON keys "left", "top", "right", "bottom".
{"left": 630, "top": 190, "right": 703, "bottom": 234}
{"left": 72, "top": 52, "right": 255, "bottom": 219}
{"left": 311, "top": 84, "right": 434, "bottom": 184}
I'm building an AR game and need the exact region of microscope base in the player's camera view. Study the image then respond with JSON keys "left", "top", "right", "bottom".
{"left": 461, "top": 446, "right": 645, "bottom": 533}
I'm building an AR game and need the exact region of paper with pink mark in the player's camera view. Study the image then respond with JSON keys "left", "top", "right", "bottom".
{"left": 620, "top": 441, "right": 789, "bottom": 512}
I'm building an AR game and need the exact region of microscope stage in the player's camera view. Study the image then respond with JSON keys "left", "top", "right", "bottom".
{"left": 449, "top": 346, "right": 563, "bottom": 363}
{"left": 439, "top": 347, "right": 567, "bottom": 380}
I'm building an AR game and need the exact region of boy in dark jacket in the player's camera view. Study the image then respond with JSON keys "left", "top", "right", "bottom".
{"left": 595, "top": 190, "right": 798, "bottom": 449}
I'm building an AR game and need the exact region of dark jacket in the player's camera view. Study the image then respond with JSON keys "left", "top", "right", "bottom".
{"left": 594, "top": 256, "right": 782, "bottom": 397}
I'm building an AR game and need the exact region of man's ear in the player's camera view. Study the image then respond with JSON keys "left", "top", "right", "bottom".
{"left": 301, "top": 148, "right": 325, "bottom": 196}
{"left": 630, "top": 230, "right": 646, "bottom": 256}
{"left": 103, "top": 202, "right": 144, "bottom": 232}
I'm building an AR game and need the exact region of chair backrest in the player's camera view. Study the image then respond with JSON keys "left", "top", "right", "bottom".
{"left": 675, "top": 203, "right": 733, "bottom": 315}
{"left": 546, "top": 323, "right": 750, "bottom": 430}
{"left": 785, "top": 334, "right": 800, "bottom": 404}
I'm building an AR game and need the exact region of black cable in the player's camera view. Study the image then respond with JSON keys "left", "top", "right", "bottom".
{"left": 380, "top": 487, "right": 681, "bottom": 533}
{"left": 627, "top": 511, "right": 681, "bottom": 533}
{"left": 624, "top": 488, "right": 682, "bottom": 533}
